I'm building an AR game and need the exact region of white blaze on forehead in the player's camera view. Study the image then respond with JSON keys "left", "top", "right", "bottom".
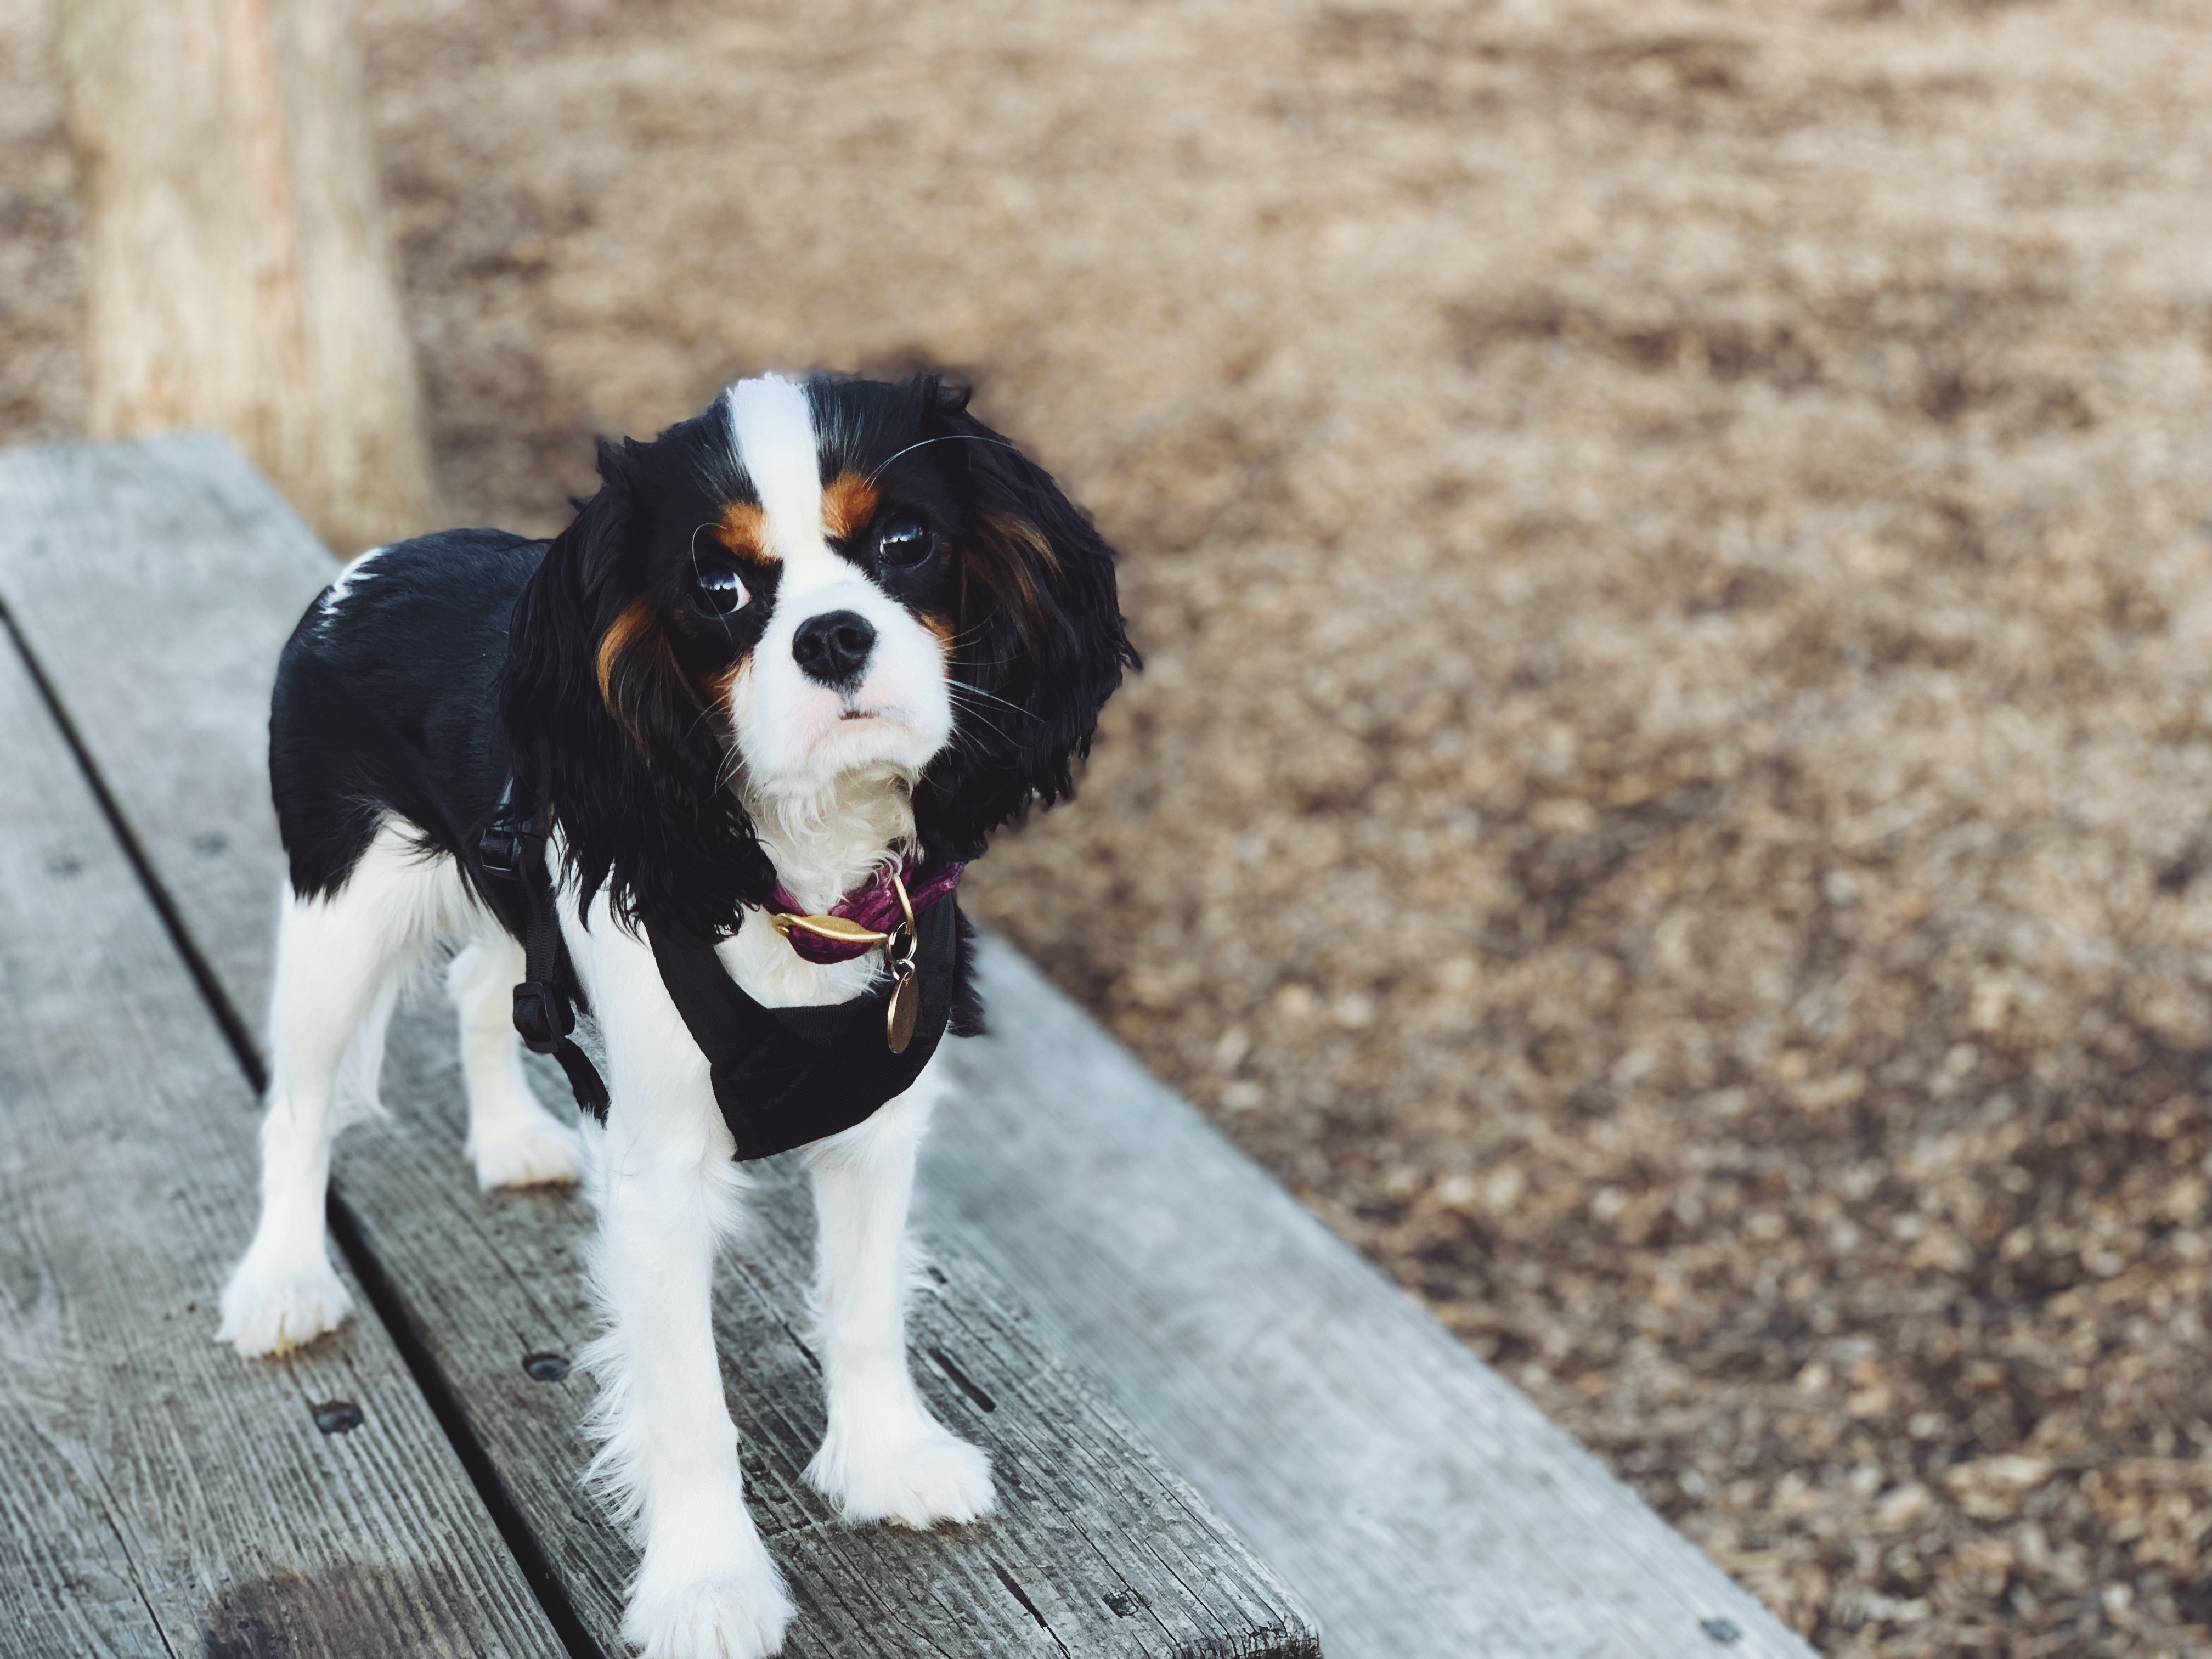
{"left": 718, "top": 373, "right": 955, "bottom": 801}
{"left": 726, "top": 374, "right": 824, "bottom": 563}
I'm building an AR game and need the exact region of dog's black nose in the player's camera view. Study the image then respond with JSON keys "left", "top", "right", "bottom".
{"left": 792, "top": 610, "right": 876, "bottom": 687}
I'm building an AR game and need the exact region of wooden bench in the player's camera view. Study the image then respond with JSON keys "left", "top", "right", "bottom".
{"left": 0, "top": 432, "right": 1815, "bottom": 1659}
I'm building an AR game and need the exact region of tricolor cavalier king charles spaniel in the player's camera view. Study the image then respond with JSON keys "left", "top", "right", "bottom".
{"left": 217, "top": 372, "right": 1134, "bottom": 1657}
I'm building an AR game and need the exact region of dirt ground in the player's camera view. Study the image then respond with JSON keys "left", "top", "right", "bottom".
{"left": 9, "top": 0, "right": 2212, "bottom": 1652}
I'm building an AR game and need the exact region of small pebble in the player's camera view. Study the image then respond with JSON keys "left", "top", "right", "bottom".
{"left": 312, "top": 1401, "right": 364, "bottom": 1436}
{"left": 1700, "top": 1618, "right": 1740, "bottom": 1644}
{"left": 522, "top": 1351, "right": 570, "bottom": 1383}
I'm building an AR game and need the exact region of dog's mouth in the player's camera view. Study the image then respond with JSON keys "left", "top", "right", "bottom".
{"left": 748, "top": 680, "right": 949, "bottom": 783}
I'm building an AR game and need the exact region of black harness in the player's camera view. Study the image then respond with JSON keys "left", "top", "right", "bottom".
{"left": 474, "top": 793, "right": 958, "bottom": 1161}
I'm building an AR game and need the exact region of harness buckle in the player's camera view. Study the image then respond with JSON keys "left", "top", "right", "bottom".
{"left": 512, "top": 979, "right": 574, "bottom": 1051}
{"left": 479, "top": 823, "right": 528, "bottom": 879}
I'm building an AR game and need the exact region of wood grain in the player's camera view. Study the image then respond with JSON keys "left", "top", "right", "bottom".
{"left": 0, "top": 623, "right": 563, "bottom": 1658}
{"left": 0, "top": 431, "right": 1320, "bottom": 1655}
{"left": 367, "top": 1018, "right": 1319, "bottom": 1657}
{"left": 0, "top": 433, "right": 320, "bottom": 1035}
{"left": 0, "top": 430, "right": 1817, "bottom": 1657}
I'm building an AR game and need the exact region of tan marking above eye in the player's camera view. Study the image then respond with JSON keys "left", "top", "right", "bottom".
{"left": 822, "top": 472, "right": 880, "bottom": 542}
{"left": 713, "top": 500, "right": 774, "bottom": 564}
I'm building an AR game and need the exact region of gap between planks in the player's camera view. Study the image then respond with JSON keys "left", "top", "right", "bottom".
{"left": 0, "top": 607, "right": 568, "bottom": 1659}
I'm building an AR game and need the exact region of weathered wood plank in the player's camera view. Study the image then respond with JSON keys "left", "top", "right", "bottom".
{"left": 0, "top": 430, "right": 1816, "bottom": 1658}
{"left": 356, "top": 1014, "right": 1318, "bottom": 1657}
{"left": 0, "top": 434, "right": 312, "bottom": 1031}
{"left": 0, "top": 623, "right": 565, "bottom": 1658}
{"left": 0, "top": 430, "right": 1319, "bottom": 1655}
{"left": 927, "top": 949, "right": 1816, "bottom": 1658}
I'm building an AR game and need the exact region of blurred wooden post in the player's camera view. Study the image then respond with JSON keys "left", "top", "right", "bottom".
{"left": 52, "top": 0, "right": 436, "bottom": 553}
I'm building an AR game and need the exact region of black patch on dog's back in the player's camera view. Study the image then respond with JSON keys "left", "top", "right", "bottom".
{"left": 272, "top": 529, "right": 543, "bottom": 898}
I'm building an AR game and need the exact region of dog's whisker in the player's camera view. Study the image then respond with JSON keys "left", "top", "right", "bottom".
{"left": 945, "top": 703, "right": 1027, "bottom": 750}
{"left": 687, "top": 523, "right": 742, "bottom": 636}
{"left": 865, "top": 433, "right": 1021, "bottom": 487}
{"left": 947, "top": 705, "right": 1018, "bottom": 748}
{"left": 945, "top": 682, "right": 1025, "bottom": 721}
{"left": 946, "top": 678, "right": 1041, "bottom": 722}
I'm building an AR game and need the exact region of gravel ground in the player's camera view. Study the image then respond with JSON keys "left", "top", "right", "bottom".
{"left": 9, "top": 1, "right": 2212, "bottom": 1652}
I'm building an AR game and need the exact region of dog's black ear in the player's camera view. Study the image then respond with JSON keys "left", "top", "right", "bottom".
{"left": 913, "top": 382, "right": 1139, "bottom": 862}
{"left": 501, "top": 438, "right": 775, "bottom": 937}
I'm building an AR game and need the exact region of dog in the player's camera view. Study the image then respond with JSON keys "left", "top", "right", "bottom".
{"left": 217, "top": 371, "right": 1135, "bottom": 1657}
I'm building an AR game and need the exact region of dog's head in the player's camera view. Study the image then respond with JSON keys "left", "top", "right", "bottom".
{"left": 502, "top": 371, "right": 1136, "bottom": 935}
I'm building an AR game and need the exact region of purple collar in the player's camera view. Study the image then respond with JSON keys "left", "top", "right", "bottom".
{"left": 765, "top": 859, "right": 965, "bottom": 964}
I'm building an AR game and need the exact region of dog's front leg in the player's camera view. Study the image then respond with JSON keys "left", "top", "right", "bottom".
{"left": 801, "top": 1063, "right": 995, "bottom": 1528}
{"left": 583, "top": 1080, "right": 792, "bottom": 1657}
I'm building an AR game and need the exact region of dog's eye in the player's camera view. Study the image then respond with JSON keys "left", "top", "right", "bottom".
{"left": 876, "top": 517, "right": 938, "bottom": 570}
{"left": 694, "top": 566, "right": 751, "bottom": 617}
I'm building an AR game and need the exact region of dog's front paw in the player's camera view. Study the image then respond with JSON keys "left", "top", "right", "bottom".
{"left": 806, "top": 1410, "right": 996, "bottom": 1529}
{"left": 217, "top": 1249, "right": 354, "bottom": 1357}
{"left": 624, "top": 1556, "right": 794, "bottom": 1659}
{"left": 468, "top": 1109, "right": 583, "bottom": 1191}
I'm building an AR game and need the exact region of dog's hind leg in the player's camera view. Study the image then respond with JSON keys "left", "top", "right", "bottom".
{"left": 800, "top": 1060, "right": 994, "bottom": 1528}
{"left": 218, "top": 826, "right": 432, "bottom": 1356}
{"left": 447, "top": 930, "right": 582, "bottom": 1190}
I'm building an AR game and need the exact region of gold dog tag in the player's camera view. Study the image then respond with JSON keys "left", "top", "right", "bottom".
{"left": 886, "top": 963, "right": 919, "bottom": 1054}
{"left": 884, "top": 866, "right": 923, "bottom": 1053}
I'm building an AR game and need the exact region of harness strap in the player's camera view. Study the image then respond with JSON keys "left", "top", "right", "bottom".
{"left": 650, "top": 896, "right": 959, "bottom": 1162}
{"left": 473, "top": 782, "right": 959, "bottom": 1158}
{"left": 476, "top": 791, "right": 611, "bottom": 1122}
